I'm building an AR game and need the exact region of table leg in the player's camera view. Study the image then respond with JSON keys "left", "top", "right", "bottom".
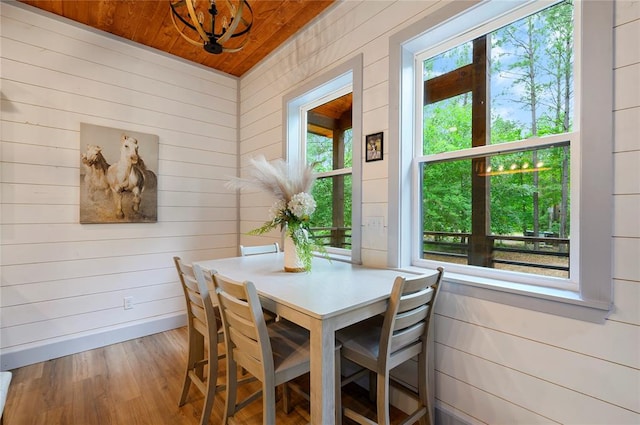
{"left": 310, "top": 318, "right": 335, "bottom": 425}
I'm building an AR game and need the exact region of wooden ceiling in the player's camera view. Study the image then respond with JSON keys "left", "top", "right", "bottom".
{"left": 19, "top": 0, "right": 336, "bottom": 77}
{"left": 308, "top": 92, "right": 352, "bottom": 137}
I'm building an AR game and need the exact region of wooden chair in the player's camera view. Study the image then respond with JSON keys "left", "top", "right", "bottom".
{"left": 240, "top": 242, "right": 281, "bottom": 322}
{"left": 173, "top": 256, "right": 225, "bottom": 425}
{"left": 203, "top": 266, "right": 341, "bottom": 425}
{"left": 240, "top": 242, "right": 279, "bottom": 256}
{"left": 336, "top": 267, "right": 444, "bottom": 425}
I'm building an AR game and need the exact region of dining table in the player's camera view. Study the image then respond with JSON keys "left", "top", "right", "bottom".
{"left": 194, "top": 252, "right": 415, "bottom": 425}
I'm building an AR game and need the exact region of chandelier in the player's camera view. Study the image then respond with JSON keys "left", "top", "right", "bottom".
{"left": 170, "top": 0, "right": 253, "bottom": 54}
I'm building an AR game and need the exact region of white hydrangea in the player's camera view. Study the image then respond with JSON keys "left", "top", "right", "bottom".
{"left": 288, "top": 192, "right": 316, "bottom": 219}
{"left": 268, "top": 198, "right": 287, "bottom": 220}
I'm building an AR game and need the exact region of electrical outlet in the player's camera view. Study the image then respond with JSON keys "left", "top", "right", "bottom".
{"left": 124, "top": 296, "right": 134, "bottom": 310}
{"left": 365, "top": 216, "right": 384, "bottom": 230}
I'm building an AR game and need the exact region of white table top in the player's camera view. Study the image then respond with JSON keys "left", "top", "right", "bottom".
{"left": 195, "top": 253, "right": 411, "bottom": 320}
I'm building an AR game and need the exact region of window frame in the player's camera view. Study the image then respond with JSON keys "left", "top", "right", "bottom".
{"left": 284, "top": 54, "right": 363, "bottom": 262}
{"left": 388, "top": 0, "right": 613, "bottom": 321}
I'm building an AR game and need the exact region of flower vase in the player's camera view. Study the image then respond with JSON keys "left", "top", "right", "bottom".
{"left": 284, "top": 232, "right": 305, "bottom": 273}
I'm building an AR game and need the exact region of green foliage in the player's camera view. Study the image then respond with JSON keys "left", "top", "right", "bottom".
{"left": 248, "top": 210, "right": 327, "bottom": 271}
{"left": 306, "top": 130, "right": 353, "bottom": 248}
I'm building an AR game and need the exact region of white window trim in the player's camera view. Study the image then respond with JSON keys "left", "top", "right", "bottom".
{"left": 388, "top": 0, "right": 613, "bottom": 322}
{"left": 284, "top": 54, "right": 363, "bottom": 263}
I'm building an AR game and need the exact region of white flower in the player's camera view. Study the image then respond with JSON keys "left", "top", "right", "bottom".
{"left": 268, "top": 199, "right": 287, "bottom": 220}
{"left": 288, "top": 192, "right": 316, "bottom": 219}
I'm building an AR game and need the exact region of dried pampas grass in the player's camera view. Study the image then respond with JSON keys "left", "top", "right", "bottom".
{"left": 226, "top": 156, "right": 316, "bottom": 202}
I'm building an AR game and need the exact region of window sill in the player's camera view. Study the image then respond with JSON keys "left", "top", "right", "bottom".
{"left": 394, "top": 265, "right": 611, "bottom": 323}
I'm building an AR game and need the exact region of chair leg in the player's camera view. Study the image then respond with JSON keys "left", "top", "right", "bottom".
{"left": 200, "top": 346, "right": 218, "bottom": 425}
{"left": 418, "top": 353, "right": 431, "bottom": 425}
{"left": 223, "top": 361, "right": 238, "bottom": 425}
{"left": 263, "top": 378, "right": 276, "bottom": 425}
{"left": 178, "top": 370, "right": 191, "bottom": 406}
{"left": 335, "top": 347, "right": 342, "bottom": 425}
{"left": 376, "top": 372, "right": 391, "bottom": 425}
{"left": 368, "top": 370, "right": 377, "bottom": 402}
{"left": 282, "top": 383, "right": 292, "bottom": 414}
{"left": 179, "top": 331, "right": 203, "bottom": 406}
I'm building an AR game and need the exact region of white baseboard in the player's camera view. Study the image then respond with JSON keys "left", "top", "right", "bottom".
{"left": 435, "top": 401, "right": 478, "bottom": 425}
{"left": 0, "top": 314, "right": 187, "bottom": 371}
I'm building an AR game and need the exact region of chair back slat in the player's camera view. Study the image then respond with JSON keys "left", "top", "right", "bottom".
{"left": 392, "top": 304, "right": 429, "bottom": 331}
{"left": 390, "top": 322, "right": 426, "bottom": 353}
{"left": 216, "top": 275, "right": 251, "bottom": 302}
{"left": 397, "top": 287, "right": 433, "bottom": 313}
{"left": 233, "top": 350, "right": 264, "bottom": 379}
{"left": 229, "top": 327, "right": 263, "bottom": 360}
{"left": 240, "top": 243, "right": 279, "bottom": 256}
{"left": 191, "top": 303, "right": 207, "bottom": 329}
{"left": 223, "top": 305, "right": 260, "bottom": 343}
{"left": 218, "top": 288, "right": 254, "bottom": 320}
{"left": 187, "top": 289, "right": 204, "bottom": 308}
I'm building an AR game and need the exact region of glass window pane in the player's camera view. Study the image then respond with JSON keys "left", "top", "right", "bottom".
{"left": 307, "top": 133, "right": 334, "bottom": 172}
{"left": 310, "top": 174, "right": 352, "bottom": 249}
{"left": 490, "top": 1, "right": 574, "bottom": 140}
{"left": 421, "top": 144, "right": 570, "bottom": 278}
{"left": 423, "top": 94, "right": 472, "bottom": 155}
{"left": 422, "top": 1, "right": 574, "bottom": 155}
{"left": 423, "top": 41, "right": 472, "bottom": 80}
{"left": 306, "top": 93, "right": 353, "bottom": 172}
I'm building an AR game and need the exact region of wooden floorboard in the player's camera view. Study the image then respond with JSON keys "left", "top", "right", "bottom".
{"left": 4, "top": 327, "right": 411, "bottom": 424}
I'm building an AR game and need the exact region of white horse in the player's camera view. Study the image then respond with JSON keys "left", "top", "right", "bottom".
{"left": 107, "top": 134, "right": 145, "bottom": 219}
{"left": 81, "top": 144, "right": 110, "bottom": 201}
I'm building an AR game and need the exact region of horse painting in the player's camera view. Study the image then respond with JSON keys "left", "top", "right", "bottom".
{"left": 80, "top": 124, "right": 158, "bottom": 224}
{"left": 81, "top": 144, "right": 110, "bottom": 201}
{"left": 106, "top": 134, "right": 146, "bottom": 219}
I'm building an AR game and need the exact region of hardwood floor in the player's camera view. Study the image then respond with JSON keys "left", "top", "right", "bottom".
{"left": 3, "top": 327, "right": 408, "bottom": 424}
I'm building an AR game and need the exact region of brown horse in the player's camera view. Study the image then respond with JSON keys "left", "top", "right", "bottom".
{"left": 106, "top": 134, "right": 145, "bottom": 219}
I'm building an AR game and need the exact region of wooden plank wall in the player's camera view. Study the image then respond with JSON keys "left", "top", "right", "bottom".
{"left": 239, "top": 1, "right": 640, "bottom": 424}
{"left": 0, "top": 3, "right": 239, "bottom": 369}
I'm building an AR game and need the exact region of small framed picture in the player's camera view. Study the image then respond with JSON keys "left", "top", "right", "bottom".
{"left": 365, "top": 132, "right": 383, "bottom": 162}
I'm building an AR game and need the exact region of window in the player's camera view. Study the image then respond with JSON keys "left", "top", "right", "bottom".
{"left": 285, "top": 55, "right": 363, "bottom": 262}
{"left": 418, "top": 2, "right": 574, "bottom": 287}
{"left": 389, "top": 1, "right": 613, "bottom": 320}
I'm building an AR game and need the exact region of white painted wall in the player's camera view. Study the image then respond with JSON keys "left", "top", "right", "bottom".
{"left": 0, "top": 2, "right": 239, "bottom": 369}
{"left": 239, "top": 1, "right": 640, "bottom": 424}
{"left": 1, "top": 0, "right": 638, "bottom": 423}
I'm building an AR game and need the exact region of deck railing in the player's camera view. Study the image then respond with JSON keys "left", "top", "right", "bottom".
{"left": 423, "top": 232, "right": 570, "bottom": 277}
{"left": 422, "top": 231, "right": 570, "bottom": 276}
{"left": 310, "top": 227, "right": 569, "bottom": 276}
{"left": 310, "top": 227, "right": 352, "bottom": 249}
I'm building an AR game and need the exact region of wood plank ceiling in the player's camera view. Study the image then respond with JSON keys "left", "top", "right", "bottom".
{"left": 19, "top": 0, "right": 336, "bottom": 77}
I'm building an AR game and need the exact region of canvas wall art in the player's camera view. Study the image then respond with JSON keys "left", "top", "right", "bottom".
{"left": 80, "top": 123, "right": 158, "bottom": 223}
